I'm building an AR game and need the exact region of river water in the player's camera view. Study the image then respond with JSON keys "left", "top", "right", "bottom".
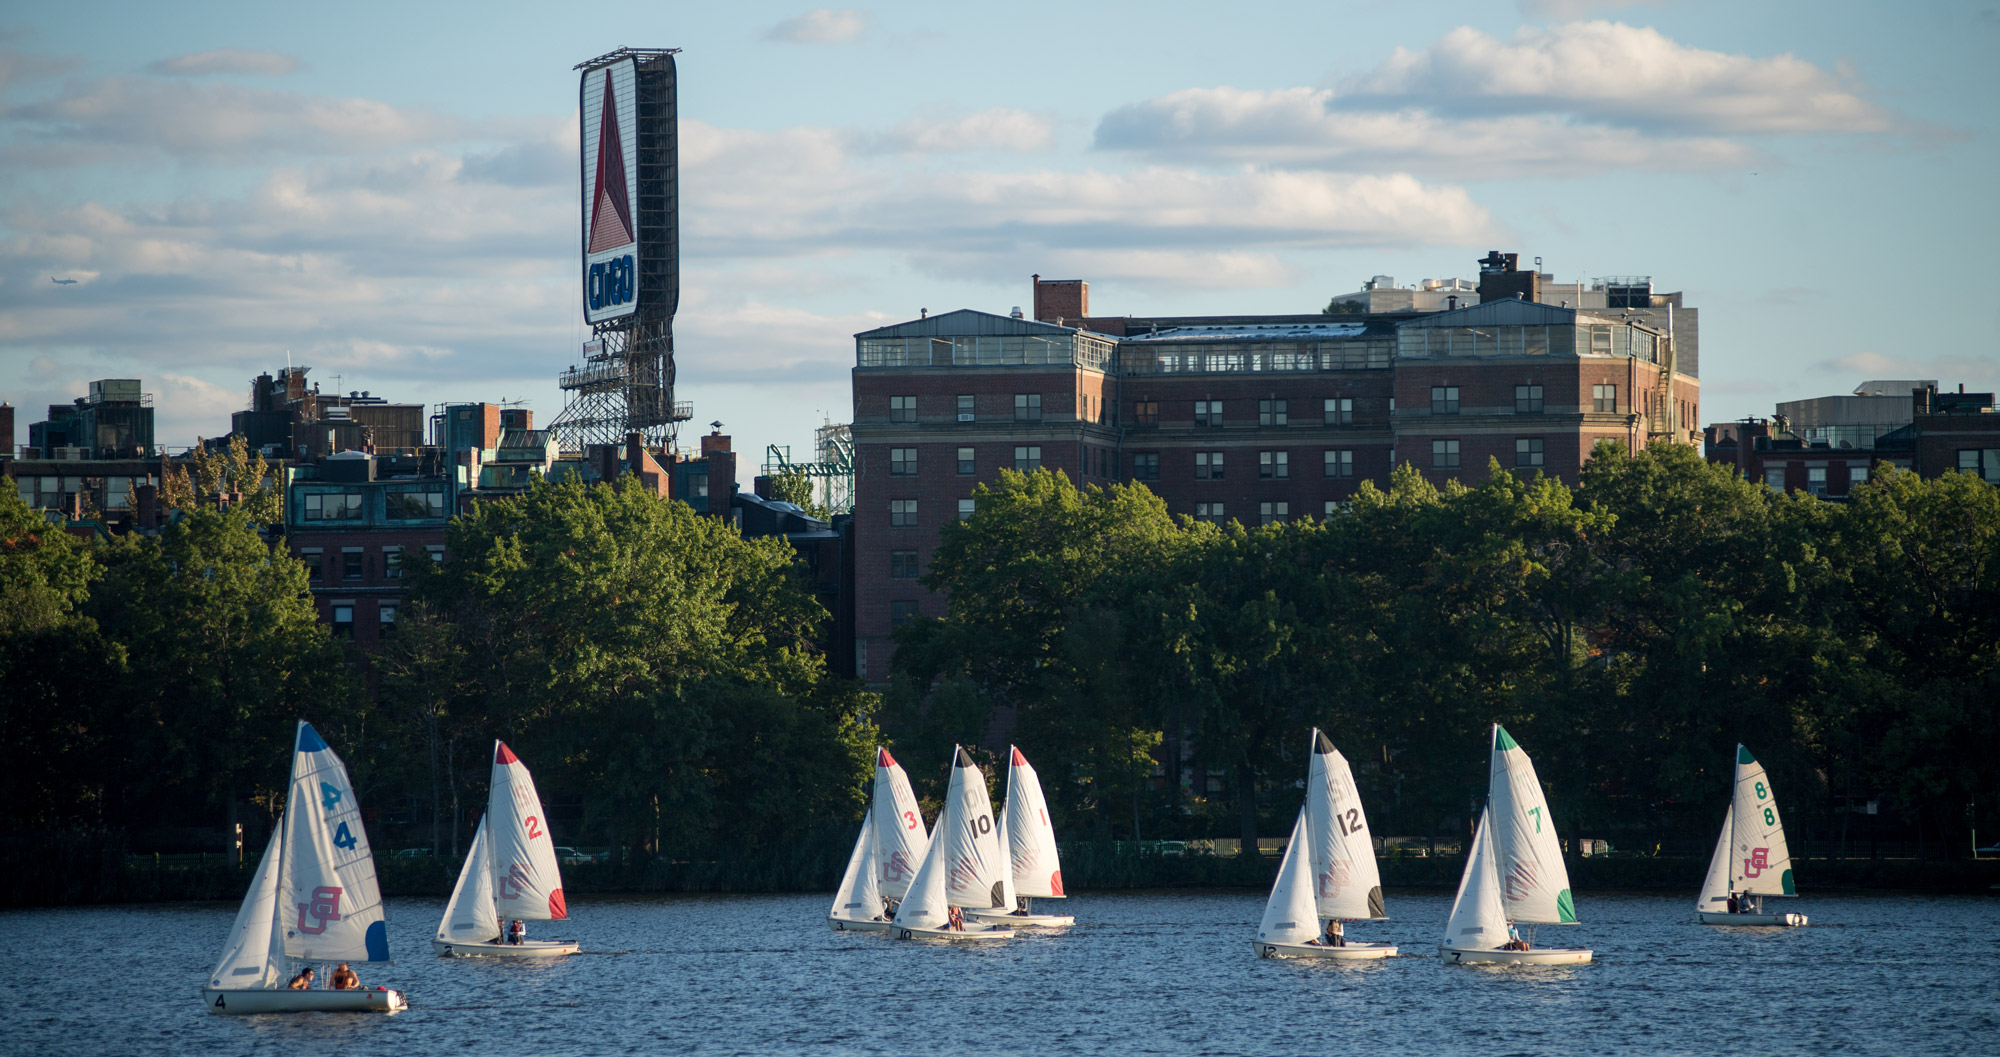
{"left": 2, "top": 890, "right": 1992, "bottom": 1056}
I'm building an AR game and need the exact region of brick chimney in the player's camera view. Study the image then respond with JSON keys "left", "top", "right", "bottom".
{"left": 1032, "top": 275, "right": 1088, "bottom": 324}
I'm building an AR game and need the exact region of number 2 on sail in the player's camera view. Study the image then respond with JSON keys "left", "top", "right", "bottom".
{"left": 526, "top": 816, "right": 543, "bottom": 839}
{"left": 1336, "top": 808, "right": 1363, "bottom": 836}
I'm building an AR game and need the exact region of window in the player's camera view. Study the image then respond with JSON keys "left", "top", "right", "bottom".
{"left": 1325, "top": 500, "right": 1340, "bottom": 517}
{"left": 1324, "top": 450, "right": 1354, "bottom": 478}
{"left": 1957, "top": 449, "right": 2000, "bottom": 483}
{"left": 1515, "top": 385, "right": 1544, "bottom": 414}
{"left": 1324, "top": 398, "right": 1353, "bottom": 426}
{"left": 341, "top": 549, "right": 364, "bottom": 581}
{"left": 1014, "top": 446, "right": 1042, "bottom": 472}
{"left": 1259, "top": 399, "right": 1288, "bottom": 426}
{"left": 301, "top": 550, "right": 323, "bottom": 582}
{"left": 890, "top": 550, "right": 920, "bottom": 579}
{"left": 957, "top": 498, "right": 975, "bottom": 521}
{"left": 1015, "top": 393, "right": 1042, "bottom": 422}
{"left": 1194, "top": 400, "right": 1222, "bottom": 427}
{"left": 378, "top": 604, "right": 397, "bottom": 638}
{"left": 1259, "top": 501, "right": 1289, "bottom": 525}
{"left": 956, "top": 447, "right": 976, "bottom": 475}
{"left": 890, "top": 499, "right": 918, "bottom": 527}
{"left": 382, "top": 547, "right": 404, "bottom": 579}
{"left": 1134, "top": 400, "right": 1159, "bottom": 426}
{"left": 1807, "top": 467, "right": 1828, "bottom": 496}
{"left": 1431, "top": 387, "right": 1460, "bottom": 415}
{"left": 426, "top": 544, "right": 446, "bottom": 564}
{"left": 1432, "top": 439, "right": 1461, "bottom": 469}
{"left": 1195, "top": 451, "right": 1224, "bottom": 480}
{"left": 1516, "top": 438, "right": 1545, "bottom": 468}
{"left": 331, "top": 605, "right": 354, "bottom": 639}
{"left": 690, "top": 468, "right": 709, "bottom": 499}
{"left": 890, "top": 601, "right": 921, "bottom": 626}
{"left": 302, "top": 492, "right": 363, "bottom": 522}
{"left": 1195, "top": 502, "right": 1226, "bottom": 523}
{"left": 1764, "top": 467, "right": 1786, "bottom": 491}
{"left": 1849, "top": 464, "right": 1870, "bottom": 487}
{"left": 1133, "top": 453, "right": 1160, "bottom": 481}
{"left": 890, "top": 448, "right": 917, "bottom": 476}
{"left": 1593, "top": 384, "right": 1618, "bottom": 413}
{"left": 1259, "top": 451, "right": 1289, "bottom": 480}
{"left": 957, "top": 394, "right": 975, "bottom": 421}
{"left": 890, "top": 395, "right": 916, "bottom": 423}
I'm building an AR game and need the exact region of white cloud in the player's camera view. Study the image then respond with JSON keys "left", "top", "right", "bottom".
{"left": 1345, "top": 21, "right": 1895, "bottom": 134}
{"left": 868, "top": 108, "right": 1058, "bottom": 154}
{"left": 764, "top": 9, "right": 868, "bottom": 44}
{"left": 1095, "top": 85, "right": 1752, "bottom": 176}
{"left": 147, "top": 49, "right": 301, "bottom": 77}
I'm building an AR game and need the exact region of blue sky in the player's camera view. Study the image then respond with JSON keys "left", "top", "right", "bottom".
{"left": 4, "top": 1, "right": 1996, "bottom": 471}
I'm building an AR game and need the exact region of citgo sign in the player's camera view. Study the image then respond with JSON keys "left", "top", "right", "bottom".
{"left": 588, "top": 254, "right": 634, "bottom": 311}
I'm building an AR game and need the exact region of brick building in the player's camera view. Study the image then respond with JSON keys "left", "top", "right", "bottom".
{"left": 1703, "top": 383, "right": 1998, "bottom": 496}
{"left": 849, "top": 255, "right": 1703, "bottom": 681}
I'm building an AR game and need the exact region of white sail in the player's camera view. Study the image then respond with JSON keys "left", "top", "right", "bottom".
{"left": 936, "top": 746, "right": 1008, "bottom": 909}
{"left": 1486, "top": 724, "right": 1578, "bottom": 925}
{"left": 1730, "top": 745, "right": 1797, "bottom": 897}
{"left": 1001, "top": 746, "right": 1066, "bottom": 899}
{"left": 870, "top": 748, "right": 929, "bottom": 900}
{"left": 438, "top": 815, "right": 501, "bottom": 943}
{"left": 995, "top": 808, "right": 1019, "bottom": 909}
{"left": 892, "top": 812, "right": 953, "bottom": 931}
{"left": 831, "top": 817, "right": 885, "bottom": 921}
{"left": 1696, "top": 807, "right": 1733, "bottom": 912}
{"left": 281, "top": 721, "right": 391, "bottom": 962}
{"left": 208, "top": 829, "right": 282, "bottom": 989}
{"left": 1442, "top": 809, "right": 1509, "bottom": 950}
{"left": 1257, "top": 810, "right": 1322, "bottom": 945}
{"left": 489, "top": 740, "right": 567, "bottom": 921}
{"left": 1306, "top": 729, "right": 1386, "bottom": 921}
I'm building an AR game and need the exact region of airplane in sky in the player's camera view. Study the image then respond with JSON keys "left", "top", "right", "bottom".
{"left": 50, "top": 276, "right": 77, "bottom": 285}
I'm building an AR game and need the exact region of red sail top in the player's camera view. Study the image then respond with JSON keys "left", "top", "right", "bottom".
{"left": 1011, "top": 746, "right": 1027, "bottom": 766}
{"left": 495, "top": 741, "right": 519, "bottom": 766}
{"left": 877, "top": 748, "right": 896, "bottom": 768}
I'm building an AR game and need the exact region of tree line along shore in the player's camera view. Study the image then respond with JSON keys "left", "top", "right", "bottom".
{"left": 3, "top": 442, "right": 1995, "bottom": 906}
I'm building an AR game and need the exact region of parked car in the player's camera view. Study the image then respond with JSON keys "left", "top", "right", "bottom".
{"left": 390, "top": 848, "right": 432, "bottom": 859}
{"left": 553, "top": 846, "right": 602, "bottom": 865}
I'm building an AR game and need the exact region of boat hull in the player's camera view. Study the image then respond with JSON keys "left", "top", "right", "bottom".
{"left": 1697, "top": 911, "right": 1807, "bottom": 927}
{"left": 894, "top": 924, "right": 1015, "bottom": 941}
{"left": 1440, "top": 945, "right": 1593, "bottom": 966}
{"left": 964, "top": 909, "right": 1075, "bottom": 928}
{"left": 1253, "top": 940, "right": 1397, "bottom": 960}
{"left": 828, "top": 915, "right": 895, "bottom": 933}
{"left": 203, "top": 987, "right": 405, "bottom": 1015}
{"left": 433, "top": 938, "right": 580, "bottom": 957}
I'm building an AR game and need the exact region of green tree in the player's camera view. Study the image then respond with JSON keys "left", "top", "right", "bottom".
{"left": 767, "top": 467, "right": 831, "bottom": 521}
{"left": 161, "top": 434, "right": 285, "bottom": 524}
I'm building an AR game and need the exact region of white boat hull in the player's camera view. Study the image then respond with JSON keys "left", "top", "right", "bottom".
{"left": 433, "top": 938, "right": 580, "bottom": 957}
{"left": 1698, "top": 911, "right": 1807, "bottom": 927}
{"left": 828, "top": 915, "right": 895, "bottom": 933}
{"left": 203, "top": 987, "right": 406, "bottom": 1015}
{"left": 1253, "top": 940, "right": 1397, "bottom": 960}
{"left": 1441, "top": 945, "right": 1593, "bottom": 966}
{"left": 964, "top": 909, "right": 1075, "bottom": 928}
{"left": 894, "top": 923, "right": 1015, "bottom": 941}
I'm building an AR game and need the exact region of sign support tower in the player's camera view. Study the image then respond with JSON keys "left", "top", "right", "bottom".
{"left": 552, "top": 47, "right": 690, "bottom": 453}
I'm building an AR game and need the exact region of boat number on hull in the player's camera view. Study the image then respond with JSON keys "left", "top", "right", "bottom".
{"left": 1449, "top": 951, "right": 1463, "bottom": 963}
{"left": 213, "top": 993, "right": 225, "bottom": 1007}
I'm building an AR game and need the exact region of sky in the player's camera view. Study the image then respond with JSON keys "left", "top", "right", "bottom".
{"left": 3, "top": 0, "right": 1996, "bottom": 475}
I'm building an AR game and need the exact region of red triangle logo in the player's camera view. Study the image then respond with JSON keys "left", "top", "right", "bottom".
{"left": 587, "top": 70, "right": 635, "bottom": 254}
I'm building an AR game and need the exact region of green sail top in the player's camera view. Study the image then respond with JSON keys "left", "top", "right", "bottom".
{"left": 1737, "top": 744, "right": 1757, "bottom": 766}
{"left": 1494, "top": 725, "right": 1519, "bottom": 752}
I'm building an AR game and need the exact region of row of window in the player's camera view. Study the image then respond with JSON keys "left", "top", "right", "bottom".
{"left": 889, "top": 445, "right": 1043, "bottom": 476}
{"left": 301, "top": 544, "right": 444, "bottom": 582}
{"left": 299, "top": 489, "right": 447, "bottom": 522}
{"left": 893, "top": 389, "right": 1638, "bottom": 428}
{"left": 328, "top": 601, "right": 395, "bottom": 640}
{"left": 1427, "top": 438, "right": 1546, "bottom": 469}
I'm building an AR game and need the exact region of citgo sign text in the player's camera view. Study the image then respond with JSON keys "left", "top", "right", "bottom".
{"left": 588, "top": 255, "right": 634, "bottom": 311}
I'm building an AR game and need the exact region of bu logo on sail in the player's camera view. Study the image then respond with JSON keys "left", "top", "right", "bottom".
{"left": 1743, "top": 847, "right": 1771, "bottom": 877}
{"left": 296, "top": 885, "right": 343, "bottom": 934}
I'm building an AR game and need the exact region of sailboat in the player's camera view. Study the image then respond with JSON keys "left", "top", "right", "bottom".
{"left": 1696, "top": 745, "right": 1807, "bottom": 927}
{"left": 434, "top": 741, "right": 579, "bottom": 956}
{"left": 1253, "top": 729, "right": 1396, "bottom": 959}
{"left": 202, "top": 721, "right": 405, "bottom": 1014}
{"left": 967, "top": 746, "right": 1074, "bottom": 928}
{"left": 1439, "top": 724, "right": 1592, "bottom": 965}
{"left": 892, "top": 747, "right": 1014, "bottom": 941}
{"left": 830, "top": 748, "right": 927, "bottom": 932}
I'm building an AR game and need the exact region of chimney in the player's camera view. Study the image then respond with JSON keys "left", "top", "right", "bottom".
{"left": 1033, "top": 277, "right": 1088, "bottom": 323}
{"left": 1913, "top": 385, "right": 1933, "bottom": 416}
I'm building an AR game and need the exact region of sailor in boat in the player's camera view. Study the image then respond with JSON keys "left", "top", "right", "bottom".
{"left": 1502, "top": 923, "right": 1531, "bottom": 951}
{"left": 331, "top": 963, "right": 360, "bottom": 990}
{"left": 286, "top": 967, "right": 315, "bottom": 990}
{"left": 509, "top": 919, "right": 526, "bottom": 945}
{"left": 1308, "top": 919, "right": 1345, "bottom": 947}
{"left": 946, "top": 906, "right": 966, "bottom": 932}
{"left": 1726, "top": 892, "right": 1740, "bottom": 914}
{"left": 882, "top": 897, "right": 899, "bottom": 919}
